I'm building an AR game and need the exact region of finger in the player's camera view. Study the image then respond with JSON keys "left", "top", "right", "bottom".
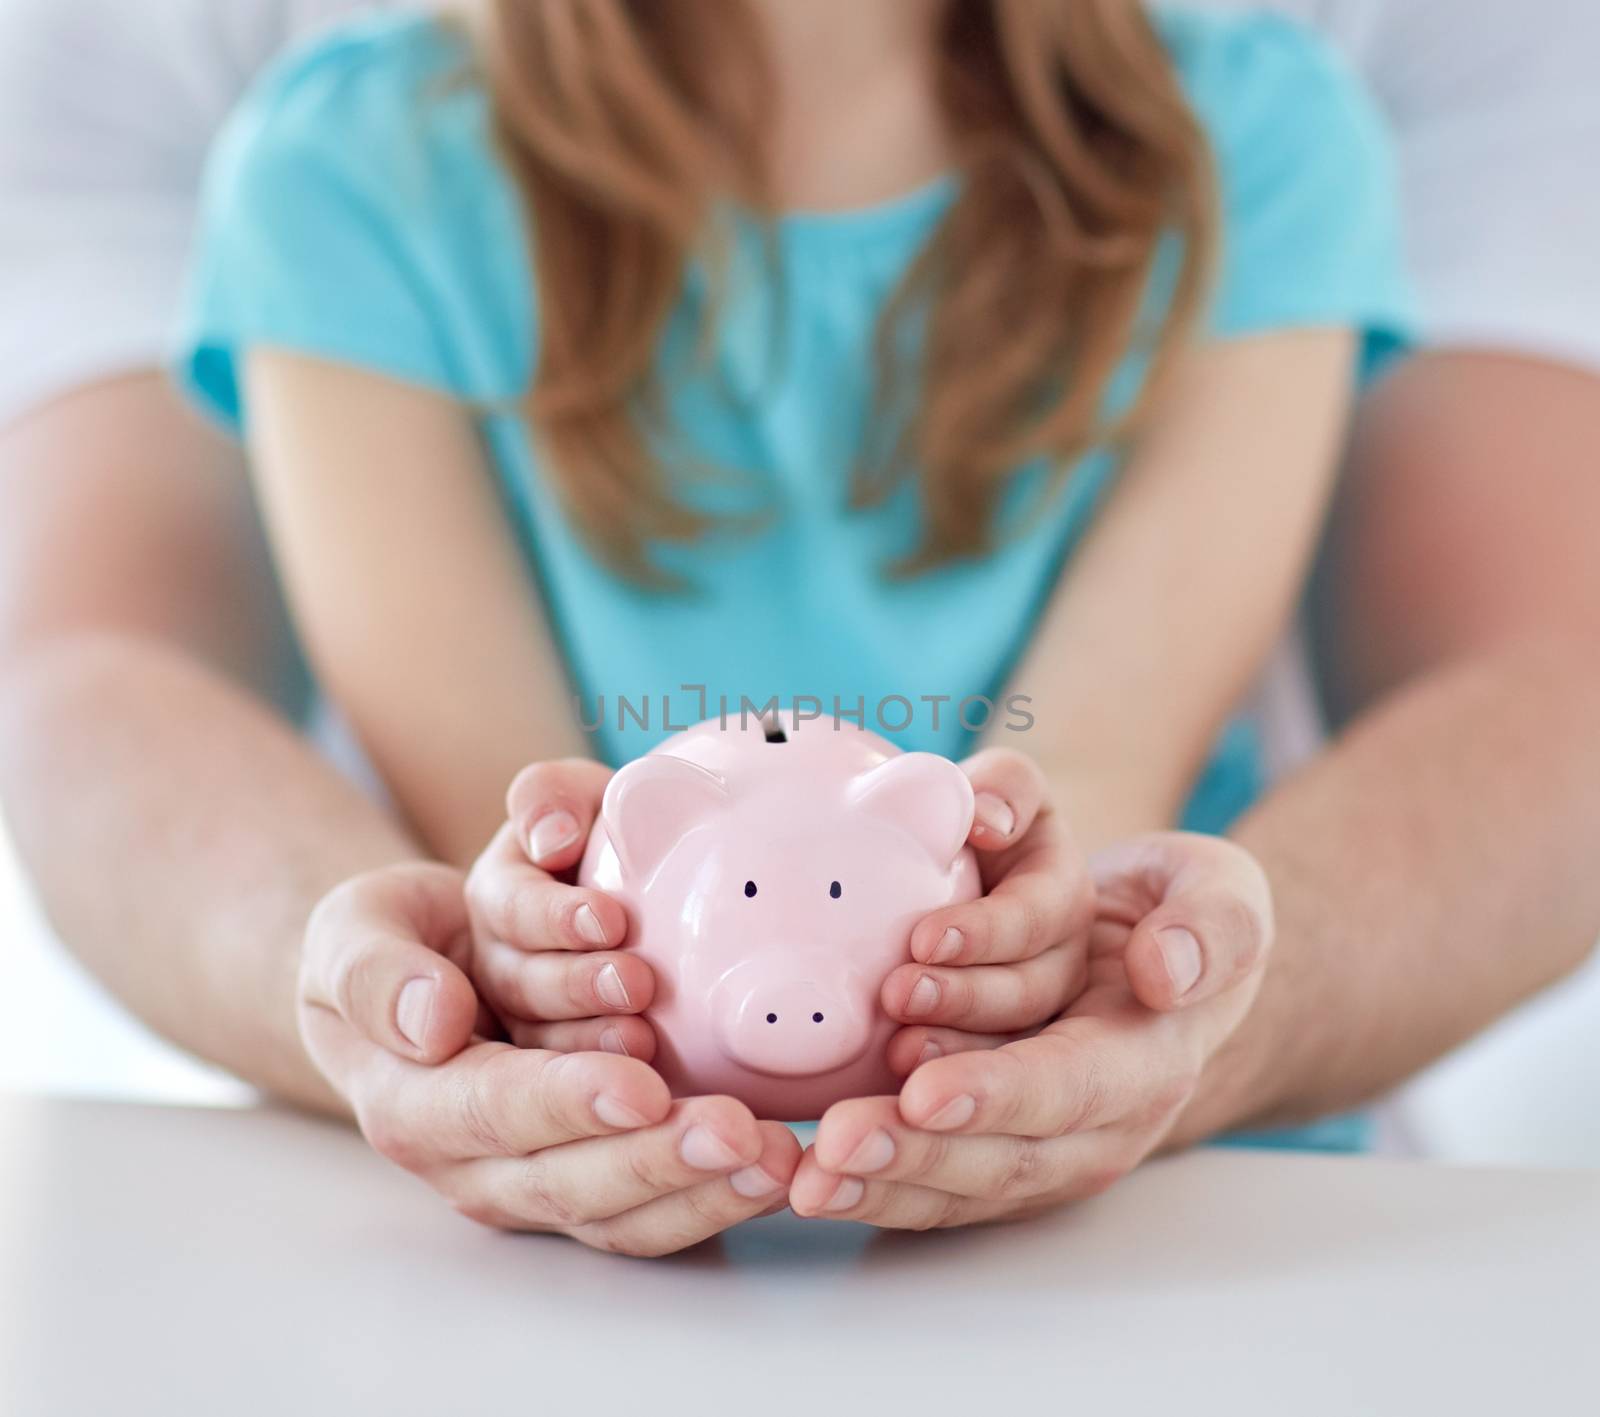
{"left": 790, "top": 1152, "right": 983, "bottom": 1229}
{"left": 799, "top": 1127, "right": 1124, "bottom": 1224}
{"left": 575, "top": 1122, "right": 802, "bottom": 1256}
{"left": 884, "top": 1025, "right": 1013, "bottom": 1077}
{"left": 813, "top": 1178, "right": 989, "bottom": 1230}
{"left": 907, "top": 839, "right": 1093, "bottom": 968}
{"left": 959, "top": 747, "right": 1048, "bottom": 850}
{"left": 474, "top": 937, "right": 654, "bottom": 1022}
{"left": 1093, "top": 834, "right": 1274, "bottom": 1011}
{"left": 806, "top": 1094, "right": 1037, "bottom": 1200}
{"left": 467, "top": 823, "right": 628, "bottom": 953}
{"left": 302, "top": 864, "right": 480, "bottom": 1065}
{"left": 452, "top": 1096, "right": 768, "bottom": 1233}
{"left": 505, "top": 1013, "right": 658, "bottom": 1063}
{"left": 356, "top": 1043, "right": 672, "bottom": 1168}
{"left": 882, "top": 941, "right": 1087, "bottom": 1034}
{"left": 897, "top": 1013, "right": 1194, "bottom": 1141}
{"left": 506, "top": 758, "right": 613, "bottom": 870}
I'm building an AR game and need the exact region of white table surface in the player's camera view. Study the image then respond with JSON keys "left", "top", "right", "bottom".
{"left": 0, "top": 1094, "right": 1594, "bottom": 1416}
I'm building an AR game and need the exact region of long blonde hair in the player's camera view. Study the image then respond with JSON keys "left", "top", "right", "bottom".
{"left": 475, "top": 0, "right": 1217, "bottom": 578}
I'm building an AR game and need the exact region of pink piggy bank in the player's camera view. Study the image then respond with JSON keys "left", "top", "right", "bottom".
{"left": 579, "top": 715, "right": 982, "bottom": 1120}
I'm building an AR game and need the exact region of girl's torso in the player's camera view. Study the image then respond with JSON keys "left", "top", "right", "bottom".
{"left": 179, "top": 7, "right": 1411, "bottom": 829}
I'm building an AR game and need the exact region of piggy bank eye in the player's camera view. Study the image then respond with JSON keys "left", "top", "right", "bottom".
{"left": 744, "top": 880, "right": 758, "bottom": 898}
{"left": 829, "top": 880, "right": 842, "bottom": 899}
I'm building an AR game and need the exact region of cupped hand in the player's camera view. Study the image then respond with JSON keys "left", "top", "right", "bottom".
{"left": 791, "top": 832, "right": 1272, "bottom": 1227}
{"left": 880, "top": 747, "right": 1096, "bottom": 1055}
{"left": 298, "top": 862, "right": 799, "bottom": 1256}
{"left": 475, "top": 747, "right": 1093, "bottom": 1066}
{"left": 465, "top": 758, "right": 658, "bottom": 1061}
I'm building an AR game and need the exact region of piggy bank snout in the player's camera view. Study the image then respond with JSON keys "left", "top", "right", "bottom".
{"left": 712, "top": 972, "right": 874, "bottom": 1079}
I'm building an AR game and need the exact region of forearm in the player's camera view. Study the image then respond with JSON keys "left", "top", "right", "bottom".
{"left": 243, "top": 354, "right": 589, "bottom": 865}
{"left": 1173, "top": 632, "right": 1600, "bottom": 1143}
{"left": 0, "top": 631, "right": 420, "bottom": 1114}
{"left": 1001, "top": 333, "right": 1353, "bottom": 852}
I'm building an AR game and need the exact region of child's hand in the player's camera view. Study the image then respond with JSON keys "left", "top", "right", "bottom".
{"left": 464, "top": 759, "right": 657, "bottom": 1060}
{"left": 879, "top": 748, "right": 1096, "bottom": 1063}
{"left": 790, "top": 833, "right": 1273, "bottom": 1226}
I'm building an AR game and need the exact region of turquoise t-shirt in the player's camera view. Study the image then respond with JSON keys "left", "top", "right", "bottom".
{"left": 177, "top": 10, "right": 1412, "bottom": 1153}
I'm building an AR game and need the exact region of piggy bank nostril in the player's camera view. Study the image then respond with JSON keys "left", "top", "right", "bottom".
{"left": 720, "top": 981, "right": 870, "bottom": 1076}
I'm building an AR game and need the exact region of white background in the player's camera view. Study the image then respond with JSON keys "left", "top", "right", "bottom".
{"left": 4, "top": 803, "right": 1598, "bottom": 1162}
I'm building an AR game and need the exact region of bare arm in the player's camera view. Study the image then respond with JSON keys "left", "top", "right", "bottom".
{"left": 996, "top": 330, "right": 1354, "bottom": 849}
{"left": 1177, "top": 351, "right": 1600, "bottom": 1139}
{"left": 241, "top": 352, "right": 588, "bottom": 866}
{"left": 0, "top": 374, "right": 419, "bottom": 1112}
{"left": 0, "top": 372, "right": 795, "bottom": 1250}
{"left": 827, "top": 351, "right": 1600, "bottom": 1220}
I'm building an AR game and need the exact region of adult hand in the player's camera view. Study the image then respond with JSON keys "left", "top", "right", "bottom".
{"left": 298, "top": 862, "right": 800, "bottom": 1256}
{"left": 790, "top": 832, "right": 1272, "bottom": 1226}
{"left": 879, "top": 747, "right": 1096, "bottom": 1058}
{"left": 464, "top": 758, "right": 659, "bottom": 1061}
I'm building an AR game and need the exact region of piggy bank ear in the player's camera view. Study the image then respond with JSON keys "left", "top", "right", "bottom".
{"left": 602, "top": 755, "right": 730, "bottom": 880}
{"left": 847, "top": 753, "right": 974, "bottom": 867}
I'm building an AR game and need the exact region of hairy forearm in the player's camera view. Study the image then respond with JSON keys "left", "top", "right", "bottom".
{"left": 0, "top": 632, "right": 419, "bottom": 1114}
{"left": 1172, "top": 633, "right": 1600, "bottom": 1143}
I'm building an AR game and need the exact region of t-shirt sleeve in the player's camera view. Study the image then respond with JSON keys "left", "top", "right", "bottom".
{"left": 1175, "top": 12, "right": 1416, "bottom": 371}
{"left": 1356, "top": 0, "right": 1600, "bottom": 376}
{"left": 175, "top": 20, "right": 484, "bottom": 432}
{"left": 0, "top": 0, "right": 279, "bottom": 427}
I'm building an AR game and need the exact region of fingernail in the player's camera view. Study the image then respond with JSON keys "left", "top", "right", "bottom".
{"left": 599, "top": 1026, "right": 632, "bottom": 1057}
{"left": 594, "top": 1093, "right": 650, "bottom": 1129}
{"left": 927, "top": 927, "right": 963, "bottom": 966}
{"left": 681, "top": 1125, "right": 742, "bottom": 1171}
{"left": 595, "top": 961, "right": 632, "bottom": 1011}
{"left": 923, "top": 1094, "right": 976, "bottom": 1131}
{"left": 905, "top": 973, "right": 941, "bottom": 1019}
{"left": 824, "top": 1177, "right": 865, "bottom": 1212}
{"left": 915, "top": 1040, "right": 943, "bottom": 1069}
{"left": 395, "top": 977, "right": 435, "bottom": 1049}
{"left": 1157, "top": 926, "right": 1203, "bottom": 999}
{"left": 973, "top": 791, "right": 1016, "bottom": 840}
{"left": 527, "top": 809, "right": 581, "bottom": 864}
{"left": 730, "top": 1164, "right": 783, "bottom": 1199}
{"left": 843, "top": 1128, "right": 895, "bottom": 1174}
{"left": 574, "top": 903, "right": 609, "bottom": 946}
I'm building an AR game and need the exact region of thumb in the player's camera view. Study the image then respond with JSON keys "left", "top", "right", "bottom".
{"left": 302, "top": 862, "right": 481, "bottom": 1065}
{"left": 1092, "top": 834, "right": 1274, "bottom": 1012}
